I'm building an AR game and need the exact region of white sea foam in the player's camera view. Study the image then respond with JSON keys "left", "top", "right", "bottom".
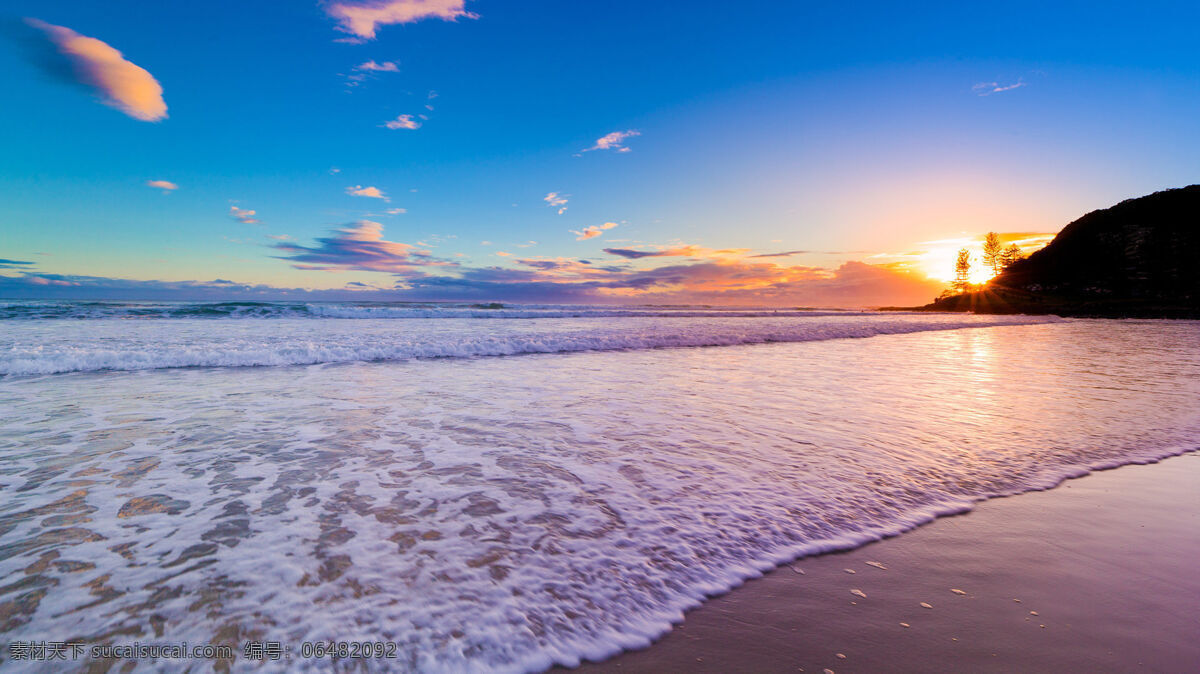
{"left": 0, "top": 317, "right": 1196, "bottom": 672}
{"left": 0, "top": 313, "right": 1060, "bottom": 375}
{"left": 0, "top": 300, "right": 870, "bottom": 321}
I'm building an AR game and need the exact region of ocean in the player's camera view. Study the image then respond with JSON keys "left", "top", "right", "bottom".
{"left": 1, "top": 301, "right": 1197, "bottom": 671}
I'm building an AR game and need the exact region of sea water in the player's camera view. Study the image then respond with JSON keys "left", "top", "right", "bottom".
{"left": 1, "top": 302, "right": 1197, "bottom": 671}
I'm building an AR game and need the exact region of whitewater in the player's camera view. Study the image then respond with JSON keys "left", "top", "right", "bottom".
{"left": 1, "top": 302, "right": 1197, "bottom": 672}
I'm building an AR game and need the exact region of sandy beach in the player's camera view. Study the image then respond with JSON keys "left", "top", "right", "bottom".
{"left": 581, "top": 452, "right": 1200, "bottom": 673}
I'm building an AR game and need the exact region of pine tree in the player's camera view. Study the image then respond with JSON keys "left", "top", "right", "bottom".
{"left": 953, "top": 248, "right": 972, "bottom": 293}
{"left": 981, "top": 232, "right": 1003, "bottom": 277}
{"left": 1000, "top": 244, "right": 1023, "bottom": 270}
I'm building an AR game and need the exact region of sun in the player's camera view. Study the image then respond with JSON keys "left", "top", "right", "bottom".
{"left": 915, "top": 239, "right": 997, "bottom": 285}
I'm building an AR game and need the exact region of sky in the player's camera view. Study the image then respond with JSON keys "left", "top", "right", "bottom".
{"left": 2, "top": 0, "right": 1198, "bottom": 306}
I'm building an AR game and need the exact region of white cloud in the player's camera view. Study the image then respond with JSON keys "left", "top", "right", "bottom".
{"left": 544, "top": 192, "right": 568, "bottom": 214}
{"left": 146, "top": 179, "right": 177, "bottom": 192}
{"left": 973, "top": 79, "right": 1026, "bottom": 96}
{"left": 384, "top": 114, "right": 421, "bottom": 130}
{"left": 571, "top": 222, "right": 618, "bottom": 240}
{"left": 28, "top": 19, "right": 167, "bottom": 122}
{"left": 344, "top": 60, "right": 401, "bottom": 88}
{"left": 386, "top": 207, "right": 407, "bottom": 215}
{"left": 325, "top": 0, "right": 478, "bottom": 41}
{"left": 346, "top": 185, "right": 390, "bottom": 201}
{"left": 582, "top": 130, "right": 640, "bottom": 153}
{"left": 355, "top": 60, "right": 399, "bottom": 72}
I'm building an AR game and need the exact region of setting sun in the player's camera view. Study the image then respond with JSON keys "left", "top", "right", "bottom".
{"left": 913, "top": 233, "right": 1055, "bottom": 286}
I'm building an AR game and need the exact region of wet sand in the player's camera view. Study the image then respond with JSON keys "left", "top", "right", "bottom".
{"left": 578, "top": 452, "right": 1200, "bottom": 673}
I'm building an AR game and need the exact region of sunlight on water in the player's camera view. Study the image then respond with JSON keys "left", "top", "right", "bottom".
{"left": 0, "top": 318, "right": 1197, "bottom": 672}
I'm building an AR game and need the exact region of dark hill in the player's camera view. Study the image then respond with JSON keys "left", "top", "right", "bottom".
{"left": 907, "top": 185, "right": 1200, "bottom": 318}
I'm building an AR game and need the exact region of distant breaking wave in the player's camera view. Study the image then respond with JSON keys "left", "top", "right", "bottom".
{"left": 0, "top": 301, "right": 869, "bottom": 321}
{"left": 0, "top": 314, "right": 1062, "bottom": 376}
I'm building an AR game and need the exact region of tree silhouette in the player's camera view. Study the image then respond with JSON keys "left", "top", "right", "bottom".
{"left": 982, "top": 232, "right": 1004, "bottom": 277}
{"left": 953, "top": 248, "right": 972, "bottom": 293}
{"left": 1000, "top": 244, "right": 1023, "bottom": 270}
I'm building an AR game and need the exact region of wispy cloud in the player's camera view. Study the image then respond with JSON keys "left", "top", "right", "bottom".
{"left": 229, "top": 205, "right": 261, "bottom": 225}
{"left": 602, "top": 245, "right": 749, "bottom": 259}
{"left": 273, "top": 220, "right": 455, "bottom": 272}
{"left": 355, "top": 60, "right": 399, "bottom": 72}
{"left": 344, "top": 59, "right": 400, "bottom": 87}
{"left": 386, "top": 207, "right": 407, "bottom": 215}
{"left": 604, "top": 246, "right": 691, "bottom": 259}
{"left": 145, "top": 179, "right": 177, "bottom": 192}
{"left": 972, "top": 79, "right": 1025, "bottom": 96}
{"left": 544, "top": 192, "right": 568, "bottom": 214}
{"left": 346, "top": 185, "right": 390, "bottom": 201}
{"left": 748, "top": 250, "right": 808, "bottom": 258}
{"left": 572, "top": 222, "right": 618, "bottom": 240}
{"left": 0, "top": 258, "right": 36, "bottom": 270}
{"left": 266, "top": 234, "right": 292, "bottom": 241}
{"left": 325, "top": 0, "right": 478, "bottom": 41}
{"left": 582, "top": 129, "right": 640, "bottom": 153}
{"left": 384, "top": 114, "right": 421, "bottom": 130}
{"left": 26, "top": 19, "right": 166, "bottom": 121}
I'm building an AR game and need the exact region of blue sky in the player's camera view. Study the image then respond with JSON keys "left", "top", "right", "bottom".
{"left": 2, "top": 0, "right": 1198, "bottom": 305}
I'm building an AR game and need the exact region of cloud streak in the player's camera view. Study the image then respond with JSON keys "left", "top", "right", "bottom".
{"left": 326, "top": 0, "right": 478, "bottom": 41}
{"left": 972, "top": 79, "right": 1025, "bottom": 96}
{"left": 273, "top": 220, "right": 455, "bottom": 273}
{"left": 602, "top": 245, "right": 749, "bottom": 259}
{"left": 27, "top": 19, "right": 167, "bottom": 121}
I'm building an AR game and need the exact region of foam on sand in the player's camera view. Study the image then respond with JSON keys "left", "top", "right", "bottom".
{"left": 0, "top": 317, "right": 1195, "bottom": 672}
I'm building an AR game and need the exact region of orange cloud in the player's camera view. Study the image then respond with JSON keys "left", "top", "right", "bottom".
{"left": 603, "top": 244, "right": 747, "bottom": 259}
{"left": 544, "top": 192, "right": 568, "bottom": 214}
{"left": 346, "top": 185, "right": 389, "bottom": 201}
{"left": 326, "top": 0, "right": 478, "bottom": 41}
{"left": 145, "top": 179, "right": 177, "bottom": 192}
{"left": 572, "top": 222, "right": 618, "bottom": 240}
{"left": 230, "top": 206, "right": 261, "bottom": 225}
{"left": 598, "top": 260, "right": 945, "bottom": 306}
{"left": 28, "top": 19, "right": 166, "bottom": 121}
{"left": 384, "top": 114, "right": 421, "bottom": 130}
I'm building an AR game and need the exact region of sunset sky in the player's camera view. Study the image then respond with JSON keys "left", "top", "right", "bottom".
{"left": 2, "top": 1, "right": 1198, "bottom": 305}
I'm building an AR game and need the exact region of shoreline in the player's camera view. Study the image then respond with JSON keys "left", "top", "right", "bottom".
{"left": 574, "top": 452, "right": 1200, "bottom": 673}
